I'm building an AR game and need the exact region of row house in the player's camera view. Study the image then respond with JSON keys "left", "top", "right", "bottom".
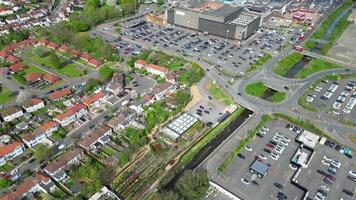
{"left": 108, "top": 108, "right": 135, "bottom": 132}
{"left": 48, "top": 87, "right": 71, "bottom": 102}
{"left": 22, "top": 98, "right": 45, "bottom": 113}
{"left": 82, "top": 91, "right": 109, "bottom": 108}
{"left": 0, "top": 106, "right": 24, "bottom": 122}
{"left": 22, "top": 121, "right": 58, "bottom": 148}
{"left": 68, "top": 103, "right": 88, "bottom": 118}
{"left": 0, "top": 7, "right": 13, "bottom": 16}
{"left": 106, "top": 72, "right": 125, "bottom": 96}
{"left": 78, "top": 126, "right": 112, "bottom": 151}
{"left": 44, "top": 148, "right": 84, "bottom": 182}
{"left": 0, "top": 173, "right": 56, "bottom": 200}
{"left": 151, "top": 82, "right": 176, "bottom": 100}
{"left": 0, "top": 141, "right": 24, "bottom": 166}
{"left": 9, "top": 62, "right": 27, "bottom": 73}
{"left": 134, "top": 60, "right": 168, "bottom": 77}
{"left": 54, "top": 110, "right": 75, "bottom": 127}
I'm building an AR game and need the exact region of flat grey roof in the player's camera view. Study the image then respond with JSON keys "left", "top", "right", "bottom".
{"left": 207, "top": 5, "right": 240, "bottom": 17}
{"left": 250, "top": 159, "right": 269, "bottom": 175}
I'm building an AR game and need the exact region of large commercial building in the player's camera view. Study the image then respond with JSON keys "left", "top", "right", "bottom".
{"left": 166, "top": 2, "right": 261, "bottom": 40}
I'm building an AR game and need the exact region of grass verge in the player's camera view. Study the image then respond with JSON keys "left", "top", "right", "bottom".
{"left": 207, "top": 81, "right": 234, "bottom": 106}
{"left": 218, "top": 115, "right": 271, "bottom": 172}
{"left": 268, "top": 92, "right": 287, "bottom": 103}
{"left": 245, "top": 81, "right": 266, "bottom": 97}
{"left": 247, "top": 53, "right": 272, "bottom": 73}
{"left": 180, "top": 107, "right": 245, "bottom": 165}
{"left": 0, "top": 89, "right": 13, "bottom": 104}
{"left": 272, "top": 52, "right": 303, "bottom": 77}
{"left": 295, "top": 59, "right": 342, "bottom": 79}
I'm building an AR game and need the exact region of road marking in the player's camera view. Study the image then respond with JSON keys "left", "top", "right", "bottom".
{"left": 308, "top": 170, "right": 312, "bottom": 175}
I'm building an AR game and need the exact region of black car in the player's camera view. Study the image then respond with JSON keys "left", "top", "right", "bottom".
{"left": 199, "top": 105, "right": 204, "bottom": 109}
{"left": 237, "top": 153, "right": 245, "bottom": 159}
{"left": 208, "top": 96, "right": 213, "bottom": 100}
{"left": 274, "top": 183, "right": 284, "bottom": 190}
{"left": 204, "top": 110, "right": 210, "bottom": 114}
{"left": 335, "top": 144, "right": 342, "bottom": 151}
{"left": 270, "top": 141, "right": 277, "bottom": 145}
{"left": 251, "top": 180, "right": 259, "bottom": 186}
{"left": 256, "top": 133, "right": 264, "bottom": 138}
{"left": 343, "top": 189, "right": 353, "bottom": 196}
{"left": 263, "top": 148, "right": 271, "bottom": 153}
{"left": 206, "top": 122, "right": 213, "bottom": 127}
{"left": 317, "top": 169, "right": 326, "bottom": 176}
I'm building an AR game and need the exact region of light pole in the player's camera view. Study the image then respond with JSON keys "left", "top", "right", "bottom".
{"left": 187, "top": 20, "right": 190, "bottom": 31}
{"left": 225, "top": 30, "right": 229, "bottom": 56}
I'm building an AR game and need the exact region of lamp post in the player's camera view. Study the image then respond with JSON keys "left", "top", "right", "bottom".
{"left": 225, "top": 29, "right": 230, "bottom": 56}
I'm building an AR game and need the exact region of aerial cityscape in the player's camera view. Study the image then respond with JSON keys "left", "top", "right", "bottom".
{"left": 0, "top": 0, "right": 355, "bottom": 199}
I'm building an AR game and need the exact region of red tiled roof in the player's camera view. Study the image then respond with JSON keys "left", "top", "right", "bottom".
{"left": 0, "top": 141, "right": 23, "bottom": 157}
{"left": 146, "top": 64, "right": 168, "bottom": 73}
{"left": 48, "top": 88, "right": 71, "bottom": 101}
{"left": 80, "top": 52, "right": 91, "bottom": 61}
{"left": 70, "top": 49, "right": 81, "bottom": 57}
{"left": 38, "top": 38, "right": 49, "bottom": 45}
{"left": 6, "top": 55, "right": 21, "bottom": 63}
{"left": 0, "top": 50, "right": 9, "bottom": 59}
{"left": 40, "top": 121, "right": 57, "bottom": 132}
{"left": 88, "top": 59, "right": 101, "bottom": 68}
{"left": 22, "top": 98, "right": 43, "bottom": 109}
{"left": 44, "top": 148, "right": 83, "bottom": 173}
{"left": 58, "top": 45, "right": 70, "bottom": 52}
{"left": 42, "top": 73, "right": 59, "bottom": 83}
{"left": 78, "top": 126, "right": 111, "bottom": 149}
{"left": 82, "top": 91, "right": 105, "bottom": 106}
{"left": 25, "top": 73, "right": 43, "bottom": 82}
{"left": 47, "top": 42, "right": 59, "bottom": 49}
{"left": 135, "top": 59, "right": 148, "bottom": 66}
{"left": 55, "top": 110, "right": 75, "bottom": 121}
{"left": 9, "top": 62, "right": 26, "bottom": 72}
{"left": 69, "top": 103, "right": 86, "bottom": 113}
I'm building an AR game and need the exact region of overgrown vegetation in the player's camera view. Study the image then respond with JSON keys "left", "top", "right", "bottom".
{"left": 295, "top": 59, "right": 342, "bottom": 79}
{"left": 207, "top": 81, "right": 234, "bottom": 106}
{"left": 272, "top": 52, "right": 303, "bottom": 77}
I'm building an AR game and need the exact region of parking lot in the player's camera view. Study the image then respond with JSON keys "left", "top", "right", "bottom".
{"left": 94, "top": 15, "right": 304, "bottom": 76}
{"left": 210, "top": 119, "right": 355, "bottom": 200}
{"left": 305, "top": 78, "right": 356, "bottom": 123}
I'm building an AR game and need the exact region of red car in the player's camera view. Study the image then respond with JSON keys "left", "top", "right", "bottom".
{"left": 266, "top": 143, "right": 274, "bottom": 149}
{"left": 325, "top": 174, "right": 336, "bottom": 181}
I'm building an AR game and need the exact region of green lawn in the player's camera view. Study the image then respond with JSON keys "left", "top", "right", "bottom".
{"left": 23, "top": 65, "right": 46, "bottom": 74}
{"left": 295, "top": 59, "right": 342, "bottom": 79}
{"left": 0, "top": 88, "right": 13, "bottom": 104}
{"left": 58, "top": 64, "right": 85, "bottom": 77}
{"left": 102, "top": 146, "right": 115, "bottom": 156}
{"left": 30, "top": 52, "right": 85, "bottom": 78}
{"left": 0, "top": 163, "right": 12, "bottom": 173}
{"left": 245, "top": 82, "right": 266, "bottom": 97}
{"left": 268, "top": 92, "right": 287, "bottom": 103}
{"left": 272, "top": 52, "right": 303, "bottom": 76}
{"left": 207, "top": 82, "right": 234, "bottom": 106}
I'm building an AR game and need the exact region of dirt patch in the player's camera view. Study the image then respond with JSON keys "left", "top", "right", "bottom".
{"left": 184, "top": 85, "right": 203, "bottom": 111}
{"left": 346, "top": 132, "right": 356, "bottom": 144}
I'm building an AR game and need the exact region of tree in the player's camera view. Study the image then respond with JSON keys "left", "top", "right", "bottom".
{"left": 174, "top": 90, "right": 191, "bottom": 107}
{"left": 152, "top": 191, "right": 180, "bottom": 200}
{"left": 49, "top": 51, "right": 61, "bottom": 69}
{"left": 34, "top": 144, "right": 55, "bottom": 162}
{"left": 99, "top": 65, "right": 115, "bottom": 80}
{"left": 157, "top": 0, "right": 164, "bottom": 6}
{"left": 176, "top": 170, "right": 209, "bottom": 200}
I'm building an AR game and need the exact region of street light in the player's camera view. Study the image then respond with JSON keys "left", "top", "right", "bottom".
{"left": 225, "top": 30, "right": 229, "bottom": 56}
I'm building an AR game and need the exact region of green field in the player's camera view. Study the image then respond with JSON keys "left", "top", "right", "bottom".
{"left": 245, "top": 81, "right": 286, "bottom": 103}
{"left": 29, "top": 51, "right": 85, "bottom": 78}
{"left": 268, "top": 92, "right": 287, "bottom": 103}
{"left": 0, "top": 88, "right": 13, "bottom": 104}
{"left": 272, "top": 52, "right": 303, "bottom": 77}
{"left": 207, "top": 82, "right": 234, "bottom": 106}
{"left": 58, "top": 64, "right": 85, "bottom": 77}
{"left": 295, "top": 59, "right": 342, "bottom": 79}
{"left": 245, "top": 81, "right": 266, "bottom": 97}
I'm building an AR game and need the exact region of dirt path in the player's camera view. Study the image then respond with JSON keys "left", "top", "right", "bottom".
{"left": 184, "top": 85, "right": 203, "bottom": 111}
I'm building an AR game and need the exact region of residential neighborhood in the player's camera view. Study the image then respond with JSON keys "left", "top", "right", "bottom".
{"left": 0, "top": 0, "right": 355, "bottom": 199}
